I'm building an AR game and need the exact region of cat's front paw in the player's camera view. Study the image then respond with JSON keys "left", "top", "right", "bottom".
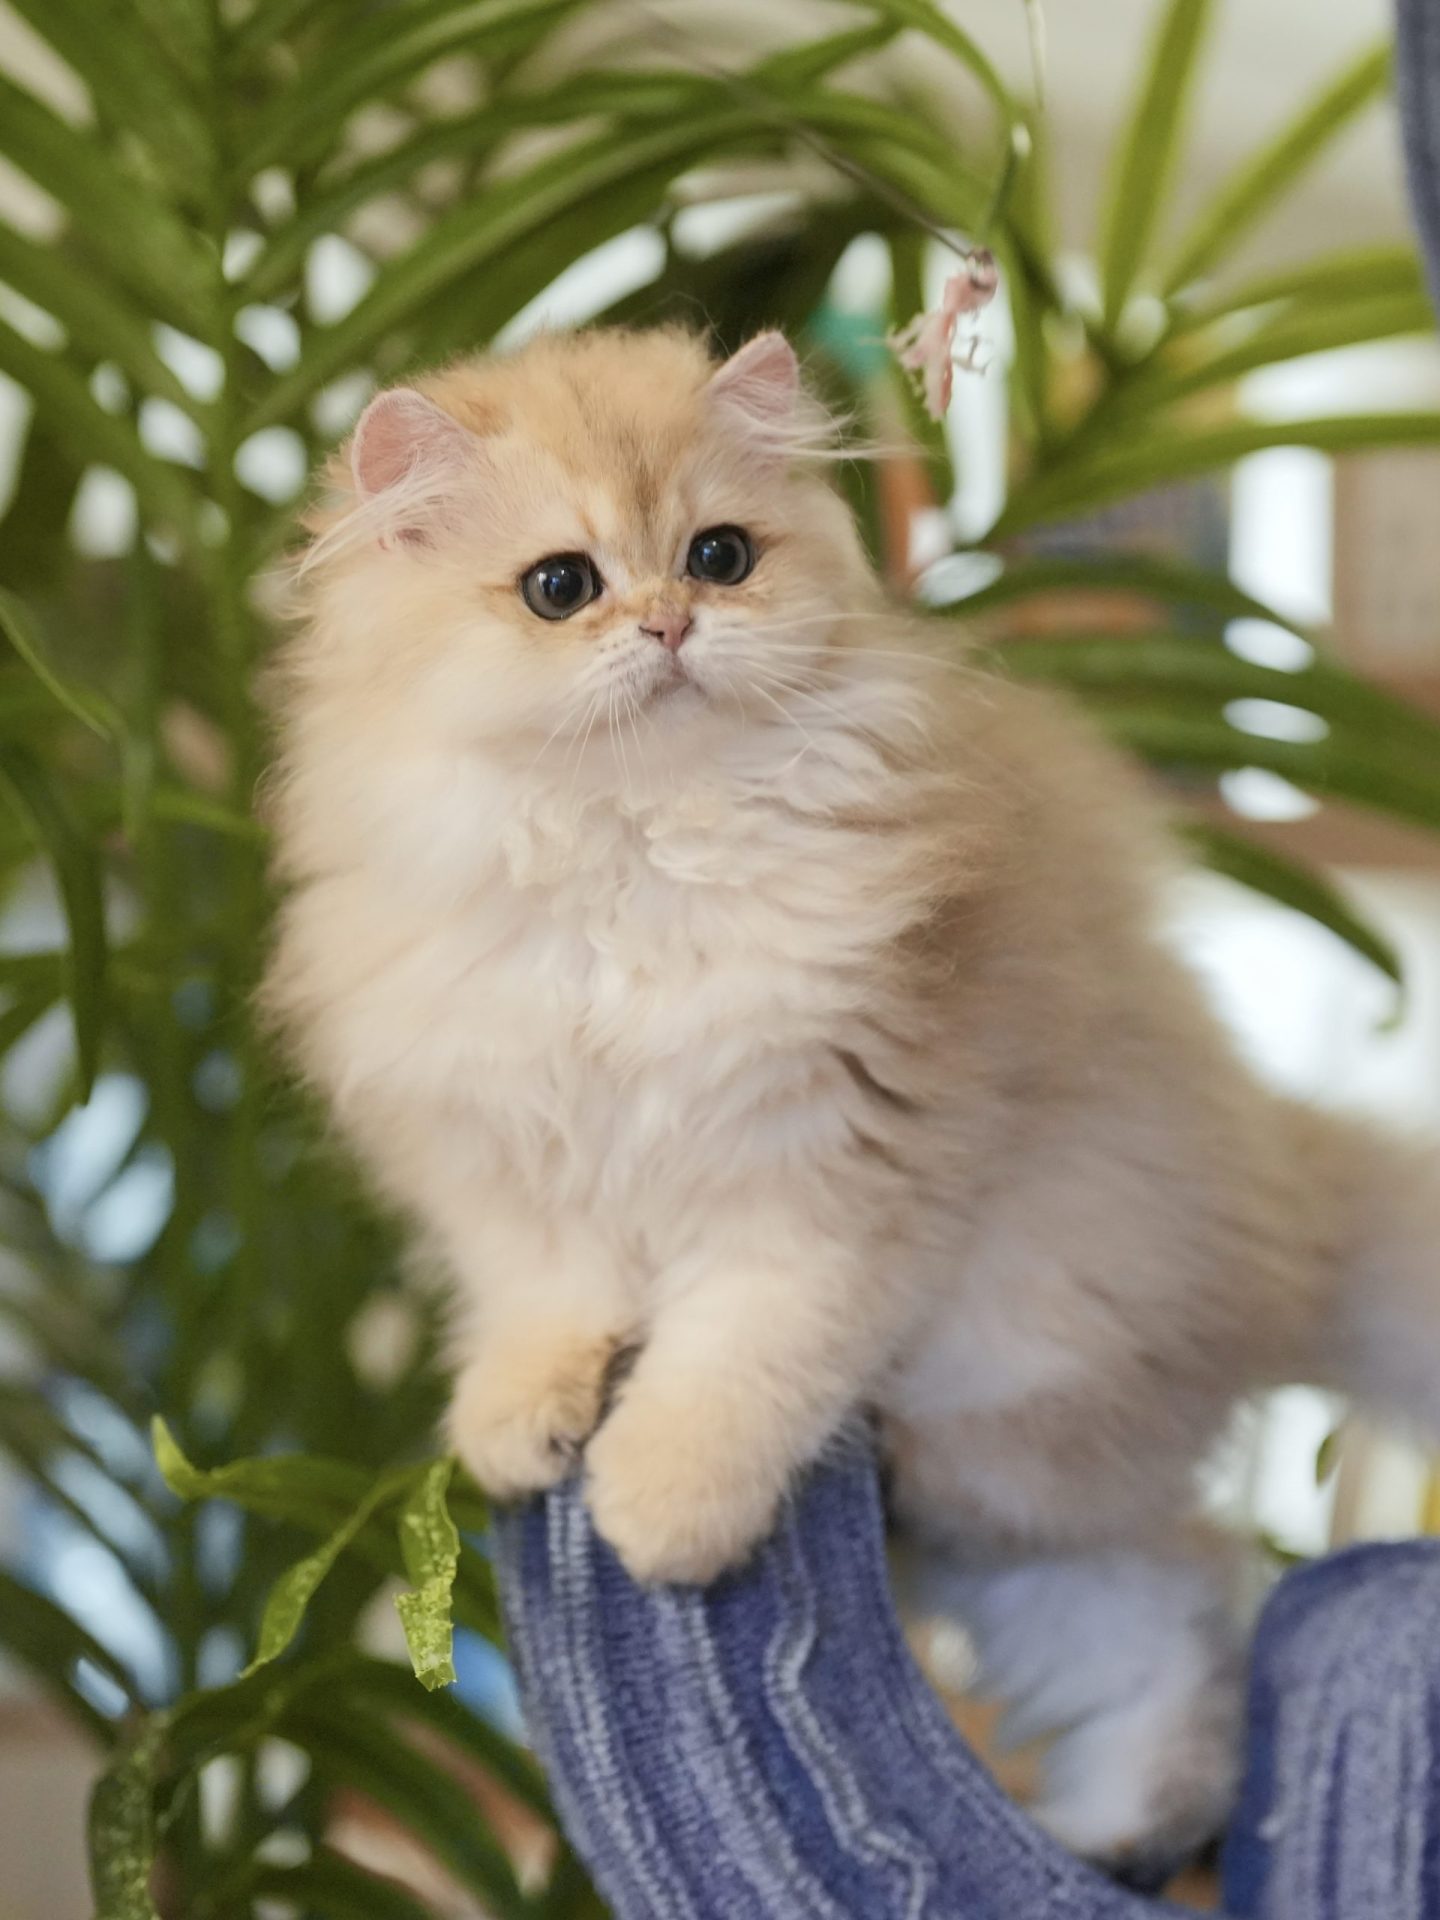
{"left": 448, "top": 1330, "right": 619, "bottom": 1501}
{"left": 585, "top": 1390, "right": 785, "bottom": 1584}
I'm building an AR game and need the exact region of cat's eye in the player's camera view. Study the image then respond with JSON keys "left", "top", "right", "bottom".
{"left": 521, "top": 553, "right": 601, "bottom": 620}
{"left": 686, "top": 526, "right": 755, "bottom": 587}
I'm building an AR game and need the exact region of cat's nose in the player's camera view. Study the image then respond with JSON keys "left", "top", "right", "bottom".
{"left": 640, "top": 610, "right": 692, "bottom": 653}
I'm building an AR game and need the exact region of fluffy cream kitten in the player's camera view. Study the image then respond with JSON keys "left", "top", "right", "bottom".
{"left": 265, "top": 325, "right": 1440, "bottom": 1870}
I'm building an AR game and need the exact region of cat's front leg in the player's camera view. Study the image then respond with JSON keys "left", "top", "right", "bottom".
{"left": 442, "top": 1207, "right": 634, "bottom": 1500}
{"left": 586, "top": 1214, "right": 890, "bottom": 1584}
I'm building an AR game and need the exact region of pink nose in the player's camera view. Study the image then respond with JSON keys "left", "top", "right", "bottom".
{"left": 641, "top": 611, "right": 692, "bottom": 653}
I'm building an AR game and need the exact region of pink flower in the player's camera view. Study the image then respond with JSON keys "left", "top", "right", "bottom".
{"left": 889, "top": 249, "right": 999, "bottom": 420}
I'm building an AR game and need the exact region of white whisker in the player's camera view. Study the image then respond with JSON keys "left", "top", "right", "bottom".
{"left": 757, "top": 641, "right": 970, "bottom": 672}
{"left": 568, "top": 685, "right": 604, "bottom": 798}
{"left": 738, "top": 664, "right": 918, "bottom": 754}
{"left": 609, "top": 682, "right": 632, "bottom": 789}
{"left": 742, "top": 677, "right": 821, "bottom": 758}
{"left": 530, "top": 701, "right": 586, "bottom": 769}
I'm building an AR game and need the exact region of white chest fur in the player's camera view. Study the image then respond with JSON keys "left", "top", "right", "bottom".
{"left": 293, "top": 735, "right": 921, "bottom": 1225}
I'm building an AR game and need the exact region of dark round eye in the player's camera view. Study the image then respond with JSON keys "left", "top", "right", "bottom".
{"left": 686, "top": 526, "right": 754, "bottom": 586}
{"left": 521, "top": 553, "right": 601, "bottom": 620}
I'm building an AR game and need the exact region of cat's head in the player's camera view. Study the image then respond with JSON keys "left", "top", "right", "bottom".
{"left": 297, "top": 327, "right": 878, "bottom": 759}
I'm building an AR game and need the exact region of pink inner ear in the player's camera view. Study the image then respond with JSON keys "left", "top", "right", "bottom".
{"left": 350, "top": 388, "right": 474, "bottom": 501}
{"left": 707, "top": 332, "right": 800, "bottom": 431}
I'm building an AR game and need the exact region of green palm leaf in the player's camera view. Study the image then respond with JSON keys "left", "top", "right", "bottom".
{"left": 993, "top": 632, "right": 1440, "bottom": 767}
{"left": 0, "top": 743, "right": 108, "bottom": 1096}
{"left": 1179, "top": 822, "right": 1402, "bottom": 988}
{"left": 287, "top": 1697, "right": 534, "bottom": 1917}
{"left": 1098, "top": 0, "right": 1214, "bottom": 330}
{"left": 1163, "top": 42, "right": 1392, "bottom": 296}
{"left": 1113, "top": 289, "right": 1436, "bottom": 417}
{"left": 0, "top": 320, "right": 202, "bottom": 539}
{"left": 1172, "top": 244, "right": 1427, "bottom": 333}
{"left": 1097, "top": 706, "right": 1440, "bottom": 838}
{"left": 0, "top": 1567, "right": 136, "bottom": 1743}
{"left": 995, "top": 411, "right": 1440, "bottom": 536}
{"left": 0, "top": 72, "right": 211, "bottom": 330}
{"left": 943, "top": 550, "right": 1319, "bottom": 640}
{"left": 244, "top": 1850, "right": 437, "bottom": 1920}
{"left": 0, "top": 229, "right": 195, "bottom": 413}
{"left": 3, "top": 0, "right": 211, "bottom": 184}
{"left": 238, "top": 0, "right": 585, "bottom": 177}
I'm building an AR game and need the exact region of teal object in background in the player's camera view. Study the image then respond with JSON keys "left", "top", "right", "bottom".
{"left": 808, "top": 298, "right": 897, "bottom": 387}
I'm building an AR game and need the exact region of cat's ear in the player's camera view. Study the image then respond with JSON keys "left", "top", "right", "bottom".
{"left": 349, "top": 388, "right": 482, "bottom": 541}
{"left": 707, "top": 333, "right": 800, "bottom": 443}
{"left": 351, "top": 388, "right": 475, "bottom": 498}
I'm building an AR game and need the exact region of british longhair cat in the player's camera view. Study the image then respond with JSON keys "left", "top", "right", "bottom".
{"left": 265, "top": 325, "right": 1440, "bottom": 1872}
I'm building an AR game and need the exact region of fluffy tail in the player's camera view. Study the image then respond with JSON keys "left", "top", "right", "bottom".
{"left": 1294, "top": 1102, "right": 1440, "bottom": 1434}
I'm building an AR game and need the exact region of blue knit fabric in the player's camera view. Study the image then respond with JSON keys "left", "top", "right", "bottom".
{"left": 494, "top": 1429, "right": 1440, "bottom": 1919}
{"left": 495, "top": 1428, "right": 1177, "bottom": 1917}
{"left": 1397, "top": 0, "right": 1440, "bottom": 315}
{"left": 1222, "top": 1540, "right": 1440, "bottom": 1918}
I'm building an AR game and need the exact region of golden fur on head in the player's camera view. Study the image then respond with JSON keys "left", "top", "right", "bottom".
{"left": 265, "top": 323, "right": 1440, "bottom": 1870}
{"left": 287, "top": 326, "right": 875, "bottom": 773}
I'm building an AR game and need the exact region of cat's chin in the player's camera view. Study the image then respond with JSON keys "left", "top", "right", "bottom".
{"left": 639, "top": 659, "right": 705, "bottom": 712}
{"left": 647, "top": 676, "right": 704, "bottom": 711}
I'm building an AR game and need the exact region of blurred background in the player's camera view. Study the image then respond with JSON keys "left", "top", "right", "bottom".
{"left": 3, "top": 0, "right": 1440, "bottom": 1912}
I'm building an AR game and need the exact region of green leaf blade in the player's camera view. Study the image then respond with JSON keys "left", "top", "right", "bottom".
{"left": 0, "top": 74, "right": 211, "bottom": 332}
{"left": 994, "top": 411, "right": 1440, "bottom": 538}
{"left": 0, "top": 587, "right": 121, "bottom": 740}
{"left": 238, "top": 0, "right": 582, "bottom": 178}
{"left": 858, "top": 0, "right": 1015, "bottom": 117}
{"left": 1171, "top": 245, "right": 1426, "bottom": 335}
{"left": 154, "top": 1416, "right": 373, "bottom": 1515}
{"left": 87, "top": 1712, "right": 168, "bottom": 1920}
{"left": 248, "top": 1848, "right": 438, "bottom": 1920}
{"left": 943, "top": 550, "right": 1318, "bottom": 640}
{"left": 1095, "top": 705, "right": 1440, "bottom": 839}
{"left": 992, "top": 631, "right": 1440, "bottom": 769}
{"left": 245, "top": 1472, "right": 402, "bottom": 1675}
{"left": 1163, "top": 42, "right": 1392, "bottom": 297}
{"left": 0, "top": 319, "right": 202, "bottom": 543}
{"left": 151, "top": 1424, "right": 504, "bottom": 1641}
{"left": 0, "top": 742, "right": 108, "bottom": 1097}
{"left": 1098, "top": 0, "right": 1215, "bottom": 331}
{"left": 4, "top": 0, "right": 212, "bottom": 186}
{"left": 0, "top": 1566, "right": 136, "bottom": 1743}
{"left": 1116, "top": 289, "right": 1436, "bottom": 419}
{"left": 0, "top": 227, "right": 194, "bottom": 414}
{"left": 288, "top": 1698, "right": 532, "bottom": 1918}
{"left": 1178, "top": 820, "right": 1403, "bottom": 989}
{"left": 394, "top": 1457, "right": 460, "bottom": 1691}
